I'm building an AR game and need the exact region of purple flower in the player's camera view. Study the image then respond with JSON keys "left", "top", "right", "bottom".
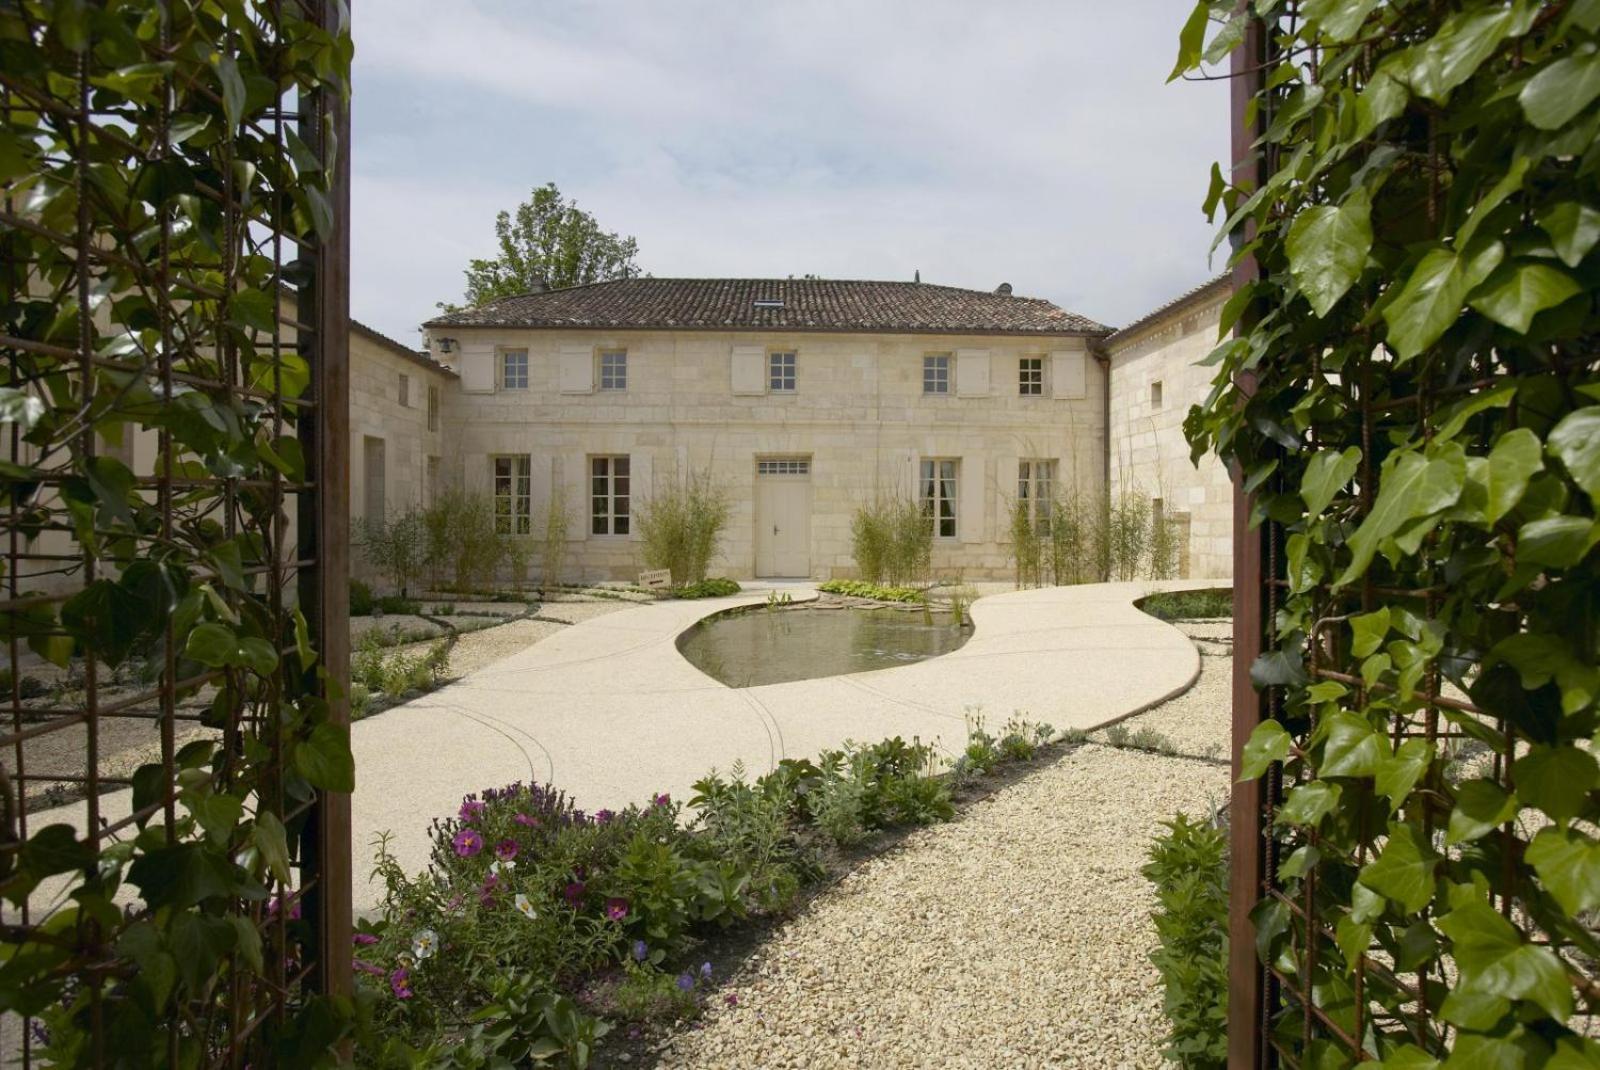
{"left": 676, "top": 972, "right": 695, "bottom": 992}
{"left": 352, "top": 932, "right": 379, "bottom": 946}
{"left": 563, "top": 881, "right": 587, "bottom": 906}
{"left": 479, "top": 873, "right": 500, "bottom": 906}
{"left": 459, "top": 799, "right": 485, "bottom": 822}
{"left": 594, "top": 808, "right": 615, "bottom": 824}
{"left": 494, "top": 838, "right": 519, "bottom": 862}
{"left": 389, "top": 968, "right": 413, "bottom": 1000}
{"left": 724, "top": 993, "right": 739, "bottom": 1008}
{"left": 354, "top": 958, "right": 385, "bottom": 977}
{"left": 700, "top": 961, "right": 712, "bottom": 980}
{"left": 604, "top": 897, "right": 629, "bottom": 921}
{"left": 653, "top": 793, "right": 671, "bottom": 807}
{"left": 514, "top": 812, "right": 540, "bottom": 828}
{"left": 632, "top": 939, "right": 649, "bottom": 962}
{"left": 452, "top": 828, "right": 484, "bottom": 857}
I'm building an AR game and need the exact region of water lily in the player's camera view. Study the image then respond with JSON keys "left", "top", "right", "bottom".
{"left": 604, "top": 897, "right": 629, "bottom": 921}
{"left": 514, "top": 893, "right": 538, "bottom": 920}
{"left": 411, "top": 929, "right": 438, "bottom": 961}
{"left": 452, "top": 828, "right": 484, "bottom": 857}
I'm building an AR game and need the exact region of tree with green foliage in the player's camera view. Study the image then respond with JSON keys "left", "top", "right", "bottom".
{"left": 1178, "top": 1, "right": 1600, "bottom": 1065}
{"left": 446, "top": 182, "right": 642, "bottom": 309}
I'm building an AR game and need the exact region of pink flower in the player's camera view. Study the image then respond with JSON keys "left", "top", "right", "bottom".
{"left": 604, "top": 897, "right": 629, "bottom": 921}
{"left": 653, "top": 793, "right": 670, "bottom": 807}
{"left": 494, "top": 838, "right": 519, "bottom": 862}
{"left": 513, "top": 813, "right": 540, "bottom": 827}
{"left": 452, "top": 828, "right": 484, "bottom": 857}
{"left": 479, "top": 872, "right": 500, "bottom": 906}
{"left": 459, "top": 799, "right": 485, "bottom": 822}
{"left": 352, "top": 932, "right": 379, "bottom": 946}
{"left": 354, "top": 958, "right": 384, "bottom": 976}
{"left": 724, "top": 993, "right": 739, "bottom": 1008}
{"left": 594, "top": 808, "right": 615, "bottom": 824}
{"left": 389, "top": 968, "right": 413, "bottom": 999}
{"left": 563, "top": 881, "right": 587, "bottom": 906}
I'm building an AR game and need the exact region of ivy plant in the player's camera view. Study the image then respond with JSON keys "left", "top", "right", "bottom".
{"left": 1177, "top": 0, "right": 1600, "bottom": 1066}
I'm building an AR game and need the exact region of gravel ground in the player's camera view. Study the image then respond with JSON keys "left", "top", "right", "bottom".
{"left": 390, "top": 600, "right": 633, "bottom": 680}
{"left": 1093, "top": 620, "right": 1231, "bottom": 760}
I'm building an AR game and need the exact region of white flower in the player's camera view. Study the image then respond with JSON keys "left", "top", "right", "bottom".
{"left": 396, "top": 950, "right": 416, "bottom": 969}
{"left": 489, "top": 859, "right": 515, "bottom": 876}
{"left": 411, "top": 929, "right": 438, "bottom": 961}
{"left": 514, "top": 893, "right": 538, "bottom": 920}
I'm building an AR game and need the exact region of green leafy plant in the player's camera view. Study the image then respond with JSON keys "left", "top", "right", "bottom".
{"left": 541, "top": 489, "right": 572, "bottom": 595}
{"left": 849, "top": 496, "right": 932, "bottom": 585}
{"left": 673, "top": 577, "right": 741, "bottom": 599}
{"left": 360, "top": 507, "right": 428, "bottom": 597}
{"left": 1177, "top": 2, "right": 1600, "bottom": 1063}
{"left": 1010, "top": 497, "right": 1046, "bottom": 589}
{"left": 1138, "top": 589, "right": 1232, "bottom": 622}
{"left": 352, "top": 578, "right": 377, "bottom": 617}
{"left": 637, "top": 469, "right": 731, "bottom": 585}
{"left": 816, "top": 579, "right": 925, "bottom": 602}
{"left": 1143, "top": 814, "right": 1228, "bottom": 1068}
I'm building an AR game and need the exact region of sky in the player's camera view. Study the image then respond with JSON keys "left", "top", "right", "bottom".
{"left": 349, "top": 1, "right": 1230, "bottom": 346}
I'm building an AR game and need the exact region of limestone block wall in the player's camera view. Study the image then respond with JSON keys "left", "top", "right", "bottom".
{"left": 431, "top": 328, "right": 1107, "bottom": 583}
{"left": 1105, "top": 281, "right": 1234, "bottom": 580}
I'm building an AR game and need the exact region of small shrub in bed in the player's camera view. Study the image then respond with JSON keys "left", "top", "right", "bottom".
{"left": 1142, "top": 813, "right": 1228, "bottom": 1069}
{"left": 350, "top": 578, "right": 375, "bottom": 616}
{"left": 672, "top": 577, "right": 741, "bottom": 599}
{"left": 1138, "top": 588, "right": 1232, "bottom": 622}
{"left": 816, "top": 579, "right": 925, "bottom": 602}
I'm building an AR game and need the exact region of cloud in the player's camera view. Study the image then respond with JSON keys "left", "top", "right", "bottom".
{"left": 350, "top": 0, "right": 1229, "bottom": 340}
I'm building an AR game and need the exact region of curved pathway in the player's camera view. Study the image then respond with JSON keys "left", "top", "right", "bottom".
{"left": 350, "top": 580, "right": 1216, "bottom": 908}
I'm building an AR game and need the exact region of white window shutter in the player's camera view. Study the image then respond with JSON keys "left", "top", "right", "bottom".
{"left": 1050, "top": 349, "right": 1087, "bottom": 399}
{"left": 459, "top": 342, "right": 495, "bottom": 393}
{"left": 730, "top": 345, "right": 766, "bottom": 395}
{"left": 955, "top": 349, "right": 990, "bottom": 398}
{"left": 559, "top": 345, "right": 594, "bottom": 394}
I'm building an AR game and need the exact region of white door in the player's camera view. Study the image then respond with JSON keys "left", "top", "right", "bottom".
{"left": 755, "top": 459, "right": 812, "bottom": 577}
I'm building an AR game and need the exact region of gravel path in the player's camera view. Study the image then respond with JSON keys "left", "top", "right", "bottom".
{"left": 649, "top": 614, "right": 1231, "bottom": 1070}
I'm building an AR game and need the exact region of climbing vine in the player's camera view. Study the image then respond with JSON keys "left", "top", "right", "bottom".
{"left": 1179, "top": 0, "right": 1600, "bottom": 1065}
{"left": 1, "top": 2, "right": 355, "bottom": 1065}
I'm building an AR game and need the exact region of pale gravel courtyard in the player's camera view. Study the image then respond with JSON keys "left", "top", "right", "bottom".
{"left": 645, "top": 612, "right": 1233, "bottom": 1070}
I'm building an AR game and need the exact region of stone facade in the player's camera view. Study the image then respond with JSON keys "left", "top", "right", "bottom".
{"left": 427, "top": 327, "right": 1106, "bottom": 583}
{"left": 1104, "top": 277, "right": 1233, "bottom": 580}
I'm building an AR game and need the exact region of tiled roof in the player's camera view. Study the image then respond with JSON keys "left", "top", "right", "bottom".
{"left": 424, "top": 278, "right": 1110, "bottom": 336}
{"left": 351, "top": 319, "right": 458, "bottom": 377}
{"left": 1104, "top": 274, "right": 1232, "bottom": 348}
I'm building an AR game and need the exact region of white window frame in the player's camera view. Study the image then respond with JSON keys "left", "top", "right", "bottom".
{"left": 492, "top": 455, "right": 532, "bottom": 535}
{"left": 590, "top": 455, "right": 631, "bottom": 536}
{"left": 599, "top": 350, "right": 628, "bottom": 391}
{"left": 923, "top": 354, "right": 951, "bottom": 395}
{"left": 1018, "top": 357, "right": 1044, "bottom": 396}
{"left": 920, "top": 458, "right": 959, "bottom": 539}
{"left": 1018, "top": 459, "right": 1057, "bottom": 532}
{"left": 756, "top": 457, "right": 810, "bottom": 476}
{"left": 501, "top": 349, "right": 529, "bottom": 391}
{"left": 768, "top": 350, "right": 796, "bottom": 393}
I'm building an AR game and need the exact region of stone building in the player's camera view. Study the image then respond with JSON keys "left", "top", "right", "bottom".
{"left": 342, "top": 275, "right": 1236, "bottom": 584}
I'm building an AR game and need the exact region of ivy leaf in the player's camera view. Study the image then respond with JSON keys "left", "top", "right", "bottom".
{"left": 1279, "top": 780, "right": 1341, "bottom": 827}
{"left": 1301, "top": 446, "right": 1361, "bottom": 518}
{"left": 1286, "top": 192, "right": 1372, "bottom": 317}
{"left": 1335, "top": 914, "right": 1373, "bottom": 972}
{"left": 1517, "top": 515, "right": 1600, "bottom": 568}
{"left": 0, "top": 387, "right": 46, "bottom": 432}
{"left": 1239, "top": 720, "right": 1291, "bottom": 780}
{"left": 1437, "top": 898, "right": 1573, "bottom": 1022}
{"left": 1359, "top": 822, "right": 1438, "bottom": 913}
{"left": 253, "top": 811, "right": 293, "bottom": 886}
{"left": 59, "top": 579, "right": 144, "bottom": 667}
{"left": 185, "top": 622, "right": 238, "bottom": 667}
{"left": 1513, "top": 745, "right": 1598, "bottom": 825}
{"left": 1375, "top": 1044, "right": 1439, "bottom": 1070}
{"left": 1404, "top": 5, "right": 1521, "bottom": 103}
{"left": 1520, "top": 43, "right": 1600, "bottom": 130}
{"left": 215, "top": 53, "right": 246, "bottom": 128}
{"left": 1483, "top": 428, "right": 1543, "bottom": 525}
{"left": 1350, "top": 608, "right": 1391, "bottom": 659}
{"left": 1251, "top": 648, "right": 1308, "bottom": 688}
{"left": 1286, "top": 533, "right": 1323, "bottom": 593}
{"left": 1321, "top": 710, "right": 1387, "bottom": 778}
{"left": 1525, "top": 827, "right": 1600, "bottom": 916}
{"left": 1169, "top": 1, "right": 1211, "bottom": 81}
{"left": 1338, "top": 449, "right": 1466, "bottom": 587}
{"left": 1302, "top": 0, "right": 1383, "bottom": 42}
{"left": 1375, "top": 739, "right": 1432, "bottom": 812}
{"left": 1536, "top": 202, "right": 1600, "bottom": 268}
{"left": 294, "top": 723, "right": 355, "bottom": 793}
{"left": 1468, "top": 262, "right": 1582, "bottom": 333}
{"left": 1547, "top": 408, "right": 1600, "bottom": 502}
{"left": 1383, "top": 242, "right": 1503, "bottom": 361}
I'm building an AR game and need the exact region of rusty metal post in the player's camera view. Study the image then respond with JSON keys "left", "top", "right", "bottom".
{"left": 1227, "top": 10, "right": 1271, "bottom": 1070}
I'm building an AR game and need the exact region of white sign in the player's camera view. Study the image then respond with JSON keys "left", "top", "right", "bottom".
{"left": 639, "top": 569, "right": 673, "bottom": 590}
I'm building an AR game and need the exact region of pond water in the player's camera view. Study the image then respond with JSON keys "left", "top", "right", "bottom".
{"left": 676, "top": 605, "right": 972, "bottom": 688}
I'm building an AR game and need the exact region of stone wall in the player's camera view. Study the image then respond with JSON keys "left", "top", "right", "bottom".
{"left": 430, "top": 328, "right": 1107, "bottom": 583}
{"left": 1105, "top": 280, "right": 1234, "bottom": 580}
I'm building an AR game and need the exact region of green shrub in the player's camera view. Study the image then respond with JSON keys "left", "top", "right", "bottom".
{"left": 350, "top": 579, "right": 375, "bottom": 617}
{"left": 817, "top": 579, "right": 924, "bottom": 602}
{"left": 1142, "top": 814, "right": 1228, "bottom": 1069}
{"left": 672, "top": 577, "right": 740, "bottom": 599}
{"left": 540, "top": 489, "right": 571, "bottom": 595}
{"left": 375, "top": 594, "right": 421, "bottom": 616}
{"left": 849, "top": 497, "right": 931, "bottom": 586}
{"left": 1106, "top": 484, "right": 1151, "bottom": 582}
{"left": 1010, "top": 498, "right": 1045, "bottom": 589}
{"left": 1047, "top": 485, "right": 1100, "bottom": 585}
{"left": 637, "top": 470, "right": 730, "bottom": 585}
{"left": 359, "top": 506, "right": 427, "bottom": 596}
{"left": 1138, "top": 588, "right": 1232, "bottom": 622}
{"left": 0, "top": 668, "right": 48, "bottom": 700}
{"left": 503, "top": 535, "right": 533, "bottom": 591}
{"left": 424, "top": 487, "right": 502, "bottom": 592}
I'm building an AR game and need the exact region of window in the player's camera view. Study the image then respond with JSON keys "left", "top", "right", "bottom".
{"left": 923, "top": 354, "right": 951, "bottom": 394}
{"left": 363, "top": 436, "right": 386, "bottom": 524}
{"left": 757, "top": 458, "right": 810, "bottom": 476}
{"left": 1019, "top": 357, "right": 1043, "bottom": 396}
{"left": 427, "top": 384, "right": 440, "bottom": 431}
{"left": 398, "top": 372, "right": 410, "bottom": 407}
{"left": 501, "top": 349, "right": 528, "bottom": 390}
{"left": 769, "top": 350, "right": 796, "bottom": 392}
{"left": 492, "top": 455, "right": 532, "bottom": 535}
{"left": 591, "top": 455, "right": 630, "bottom": 535}
{"left": 426, "top": 455, "right": 440, "bottom": 506}
{"left": 599, "top": 350, "right": 627, "bottom": 391}
{"left": 1150, "top": 380, "right": 1163, "bottom": 409}
{"left": 1018, "top": 459, "right": 1057, "bottom": 531}
{"left": 920, "top": 458, "right": 958, "bottom": 539}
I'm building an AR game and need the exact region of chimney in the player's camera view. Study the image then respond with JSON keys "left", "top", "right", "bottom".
{"left": 995, "top": 282, "right": 1013, "bottom": 296}
{"left": 526, "top": 276, "right": 550, "bottom": 294}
